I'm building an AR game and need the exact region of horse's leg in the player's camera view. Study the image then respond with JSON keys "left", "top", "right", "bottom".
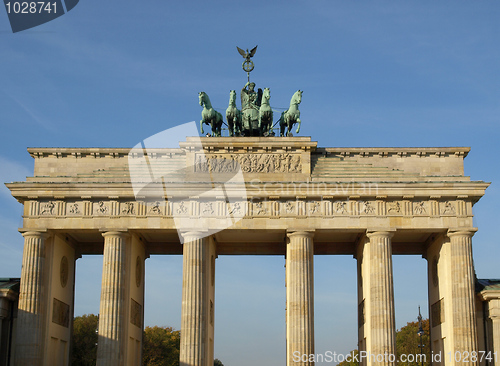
{"left": 215, "top": 115, "right": 221, "bottom": 137}
{"left": 296, "top": 117, "right": 301, "bottom": 134}
{"left": 209, "top": 118, "right": 215, "bottom": 136}
{"left": 234, "top": 117, "right": 240, "bottom": 136}
{"left": 212, "top": 120, "right": 217, "bottom": 137}
{"left": 279, "top": 114, "right": 284, "bottom": 137}
{"left": 228, "top": 118, "right": 233, "bottom": 137}
{"left": 200, "top": 120, "right": 204, "bottom": 135}
{"left": 258, "top": 114, "right": 263, "bottom": 136}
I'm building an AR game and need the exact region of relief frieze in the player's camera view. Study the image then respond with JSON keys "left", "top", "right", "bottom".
{"left": 149, "top": 201, "right": 163, "bottom": 215}
{"left": 284, "top": 201, "right": 296, "bottom": 214}
{"left": 253, "top": 201, "right": 268, "bottom": 216}
{"left": 441, "top": 201, "right": 456, "bottom": 215}
{"left": 335, "top": 201, "right": 348, "bottom": 214}
{"left": 195, "top": 153, "right": 302, "bottom": 173}
{"left": 387, "top": 201, "right": 401, "bottom": 214}
{"left": 68, "top": 203, "right": 80, "bottom": 215}
{"left": 29, "top": 198, "right": 466, "bottom": 219}
{"left": 40, "top": 201, "right": 55, "bottom": 215}
{"left": 309, "top": 201, "right": 321, "bottom": 215}
{"left": 360, "top": 201, "right": 375, "bottom": 215}
{"left": 121, "top": 202, "right": 135, "bottom": 215}
{"left": 413, "top": 201, "right": 426, "bottom": 215}
{"left": 94, "top": 201, "right": 109, "bottom": 215}
{"left": 228, "top": 202, "right": 243, "bottom": 216}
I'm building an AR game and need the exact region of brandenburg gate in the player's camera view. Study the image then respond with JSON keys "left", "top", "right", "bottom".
{"left": 6, "top": 134, "right": 496, "bottom": 366}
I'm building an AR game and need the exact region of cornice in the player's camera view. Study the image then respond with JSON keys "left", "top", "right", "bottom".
{"left": 316, "top": 147, "right": 470, "bottom": 158}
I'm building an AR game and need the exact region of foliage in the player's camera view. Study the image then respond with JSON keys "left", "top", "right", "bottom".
{"left": 396, "top": 319, "right": 430, "bottom": 366}
{"left": 337, "top": 349, "right": 359, "bottom": 366}
{"left": 337, "top": 319, "right": 430, "bottom": 366}
{"left": 72, "top": 316, "right": 223, "bottom": 366}
{"left": 71, "top": 314, "right": 98, "bottom": 366}
{"left": 143, "top": 326, "right": 181, "bottom": 366}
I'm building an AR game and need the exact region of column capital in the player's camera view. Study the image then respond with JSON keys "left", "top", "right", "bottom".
{"left": 181, "top": 230, "right": 209, "bottom": 241}
{"left": 447, "top": 228, "right": 478, "bottom": 238}
{"left": 101, "top": 230, "right": 130, "bottom": 239}
{"left": 21, "top": 231, "right": 48, "bottom": 239}
{"left": 366, "top": 229, "right": 395, "bottom": 238}
{"left": 286, "top": 230, "right": 315, "bottom": 239}
{"left": 479, "top": 290, "right": 500, "bottom": 302}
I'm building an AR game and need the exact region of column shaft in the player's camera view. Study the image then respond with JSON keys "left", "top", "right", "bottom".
{"left": 448, "top": 230, "right": 478, "bottom": 365}
{"left": 367, "top": 231, "right": 396, "bottom": 366}
{"left": 97, "top": 232, "right": 129, "bottom": 366}
{"left": 15, "top": 231, "right": 46, "bottom": 366}
{"left": 180, "top": 232, "right": 211, "bottom": 366}
{"left": 286, "top": 231, "right": 314, "bottom": 366}
{"left": 492, "top": 317, "right": 500, "bottom": 366}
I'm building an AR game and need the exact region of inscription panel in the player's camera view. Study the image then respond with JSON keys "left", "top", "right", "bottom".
{"left": 130, "top": 298, "right": 142, "bottom": 328}
{"left": 431, "top": 299, "right": 444, "bottom": 328}
{"left": 52, "top": 298, "right": 70, "bottom": 328}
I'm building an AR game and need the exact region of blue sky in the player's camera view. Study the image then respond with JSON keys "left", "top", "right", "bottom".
{"left": 1, "top": 1, "right": 499, "bottom": 365}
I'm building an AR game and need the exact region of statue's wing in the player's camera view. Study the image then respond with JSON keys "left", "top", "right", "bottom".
{"left": 249, "top": 45, "right": 258, "bottom": 57}
{"left": 237, "top": 46, "right": 247, "bottom": 58}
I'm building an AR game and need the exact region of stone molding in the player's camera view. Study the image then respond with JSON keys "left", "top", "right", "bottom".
{"left": 318, "top": 147, "right": 470, "bottom": 158}
{"left": 26, "top": 146, "right": 469, "bottom": 159}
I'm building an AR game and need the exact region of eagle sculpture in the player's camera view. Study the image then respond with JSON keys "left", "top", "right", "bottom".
{"left": 237, "top": 45, "right": 258, "bottom": 61}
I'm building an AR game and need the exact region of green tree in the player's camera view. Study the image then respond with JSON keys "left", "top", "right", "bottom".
{"left": 71, "top": 314, "right": 98, "bottom": 366}
{"left": 71, "top": 318, "right": 219, "bottom": 366}
{"left": 143, "top": 326, "right": 181, "bottom": 366}
{"left": 396, "top": 319, "right": 430, "bottom": 366}
{"left": 337, "top": 319, "right": 430, "bottom": 366}
{"left": 337, "top": 349, "right": 359, "bottom": 366}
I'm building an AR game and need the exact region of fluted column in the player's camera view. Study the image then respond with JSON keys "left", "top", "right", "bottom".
{"left": 448, "top": 229, "right": 478, "bottom": 365}
{"left": 14, "top": 231, "right": 47, "bottom": 366}
{"left": 286, "top": 231, "right": 314, "bottom": 366}
{"left": 492, "top": 314, "right": 500, "bottom": 366}
{"left": 180, "top": 231, "right": 211, "bottom": 366}
{"left": 366, "top": 231, "right": 396, "bottom": 366}
{"left": 97, "top": 231, "right": 129, "bottom": 366}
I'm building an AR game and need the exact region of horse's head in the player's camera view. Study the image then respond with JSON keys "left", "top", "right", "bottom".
{"left": 229, "top": 90, "right": 236, "bottom": 103}
{"left": 263, "top": 87, "right": 271, "bottom": 101}
{"left": 199, "top": 92, "right": 206, "bottom": 106}
{"left": 293, "top": 90, "right": 302, "bottom": 104}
